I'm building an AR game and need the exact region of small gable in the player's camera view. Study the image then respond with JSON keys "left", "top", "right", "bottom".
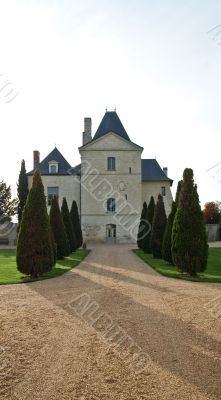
{"left": 27, "top": 147, "right": 72, "bottom": 176}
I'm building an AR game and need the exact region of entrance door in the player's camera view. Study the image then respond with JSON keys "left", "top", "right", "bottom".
{"left": 106, "top": 224, "right": 116, "bottom": 244}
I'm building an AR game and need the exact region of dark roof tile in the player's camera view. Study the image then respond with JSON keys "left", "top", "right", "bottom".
{"left": 27, "top": 147, "right": 72, "bottom": 176}
{"left": 142, "top": 159, "right": 173, "bottom": 184}
{"left": 93, "top": 111, "right": 130, "bottom": 142}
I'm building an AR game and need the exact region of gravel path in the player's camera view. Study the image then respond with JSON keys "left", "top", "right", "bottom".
{"left": 0, "top": 244, "right": 221, "bottom": 400}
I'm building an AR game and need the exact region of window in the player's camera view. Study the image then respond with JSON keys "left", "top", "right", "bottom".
{"left": 49, "top": 161, "right": 58, "bottom": 174}
{"left": 107, "top": 157, "right": 116, "bottom": 171}
{"left": 125, "top": 194, "right": 128, "bottom": 200}
{"left": 50, "top": 165, "right": 57, "bottom": 173}
{"left": 47, "top": 187, "right": 59, "bottom": 206}
{"left": 161, "top": 186, "right": 166, "bottom": 196}
{"left": 129, "top": 167, "right": 132, "bottom": 174}
{"left": 107, "top": 198, "right": 116, "bottom": 212}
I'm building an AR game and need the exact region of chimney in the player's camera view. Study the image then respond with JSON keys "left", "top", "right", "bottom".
{"left": 163, "top": 167, "right": 168, "bottom": 176}
{"left": 33, "top": 151, "right": 40, "bottom": 170}
{"left": 82, "top": 117, "right": 92, "bottom": 145}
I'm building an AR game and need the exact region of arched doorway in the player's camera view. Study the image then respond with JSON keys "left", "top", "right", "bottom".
{"left": 106, "top": 224, "right": 116, "bottom": 244}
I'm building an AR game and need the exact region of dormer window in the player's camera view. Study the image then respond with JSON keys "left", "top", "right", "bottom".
{"left": 49, "top": 161, "right": 58, "bottom": 174}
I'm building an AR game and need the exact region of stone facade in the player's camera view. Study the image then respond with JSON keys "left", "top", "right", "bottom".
{"left": 79, "top": 133, "right": 143, "bottom": 243}
{"left": 27, "top": 112, "right": 174, "bottom": 244}
{"left": 142, "top": 181, "right": 173, "bottom": 216}
{"left": 28, "top": 175, "right": 80, "bottom": 212}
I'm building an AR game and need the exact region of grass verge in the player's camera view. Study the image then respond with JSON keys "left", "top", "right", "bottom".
{"left": 133, "top": 248, "right": 221, "bottom": 283}
{"left": 0, "top": 249, "right": 90, "bottom": 285}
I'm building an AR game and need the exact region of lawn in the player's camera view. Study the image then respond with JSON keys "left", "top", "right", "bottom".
{"left": 0, "top": 249, "right": 90, "bottom": 285}
{"left": 133, "top": 247, "right": 221, "bottom": 283}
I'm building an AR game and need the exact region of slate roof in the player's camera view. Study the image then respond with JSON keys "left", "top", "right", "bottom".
{"left": 142, "top": 159, "right": 173, "bottom": 185}
{"left": 68, "top": 163, "right": 81, "bottom": 176}
{"left": 93, "top": 111, "right": 131, "bottom": 142}
{"left": 27, "top": 147, "right": 73, "bottom": 176}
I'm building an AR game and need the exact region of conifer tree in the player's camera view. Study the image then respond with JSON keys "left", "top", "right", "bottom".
{"left": 162, "top": 180, "right": 183, "bottom": 263}
{"left": 17, "top": 159, "right": 29, "bottom": 230}
{"left": 70, "top": 200, "right": 83, "bottom": 248}
{"left": 150, "top": 194, "right": 167, "bottom": 258}
{"left": 137, "top": 202, "right": 148, "bottom": 249}
{"left": 50, "top": 196, "right": 70, "bottom": 259}
{"left": 16, "top": 170, "right": 54, "bottom": 278}
{"left": 175, "top": 180, "right": 183, "bottom": 205}
{"left": 162, "top": 202, "right": 176, "bottom": 263}
{"left": 143, "top": 196, "right": 155, "bottom": 253}
{"left": 61, "top": 197, "right": 77, "bottom": 252}
{"left": 172, "top": 168, "right": 208, "bottom": 276}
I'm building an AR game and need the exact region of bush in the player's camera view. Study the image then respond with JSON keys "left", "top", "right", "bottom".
{"left": 16, "top": 170, "right": 54, "bottom": 278}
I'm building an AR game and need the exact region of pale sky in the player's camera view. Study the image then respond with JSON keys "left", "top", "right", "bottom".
{"left": 0, "top": 0, "right": 221, "bottom": 208}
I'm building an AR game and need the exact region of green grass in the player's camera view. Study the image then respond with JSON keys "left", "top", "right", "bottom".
{"left": 133, "top": 247, "right": 221, "bottom": 283}
{"left": 0, "top": 249, "right": 90, "bottom": 285}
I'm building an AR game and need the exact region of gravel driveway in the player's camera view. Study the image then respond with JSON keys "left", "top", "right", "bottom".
{"left": 0, "top": 244, "right": 221, "bottom": 400}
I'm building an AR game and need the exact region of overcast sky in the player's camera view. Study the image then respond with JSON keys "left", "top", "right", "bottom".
{"left": 0, "top": 0, "right": 221, "bottom": 207}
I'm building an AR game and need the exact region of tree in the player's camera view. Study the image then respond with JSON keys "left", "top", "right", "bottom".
{"left": 17, "top": 160, "right": 29, "bottom": 229}
{"left": 162, "top": 202, "right": 176, "bottom": 263}
{"left": 49, "top": 225, "right": 57, "bottom": 265}
{"left": 203, "top": 202, "right": 220, "bottom": 224}
{"left": 142, "top": 196, "right": 155, "bottom": 253}
{"left": 137, "top": 202, "right": 148, "bottom": 249}
{"left": 16, "top": 170, "right": 54, "bottom": 278}
{"left": 162, "top": 180, "right": 183, "bottom": 263}
{"left": 150, "top": 194, "right": 167, "bottom": 258}
{"left": 0, "top": 180, "right": 17, "bottom": 224}
{"left": 172, "top": 168, "right": 208, "bottom": 276}
{"left": 175, "top": 180, "right": 183, "bottom": 205}
{"left": 61, "top": 197, "right": 77, "bottom": 252}
{"left": 70, "top": 200, "right": 83, "bottom": 248}
{"left": 49, "top": 196, "right": 70, "bottom": 259}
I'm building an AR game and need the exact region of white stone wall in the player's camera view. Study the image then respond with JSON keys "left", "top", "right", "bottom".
{"left": 28, "top": 175, "right": 81, "bottom": 212}
{"left": 142, "top": 181, "right": 173, "bottom": 216}
{"left": 80, "top": 133, "right": 143, "bottom": 243}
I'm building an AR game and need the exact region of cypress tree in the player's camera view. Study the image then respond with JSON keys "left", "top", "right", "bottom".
{"left": 162, "top": 181, "right": 183, "bottom": 263}
{"left": 150, "top": 194, "right": 167, "bottom": 258}
{"left": 70, "top": 200, "right": 83, "bottom": 248}
{"left": 16, "top": 170, "right": 54, "bottom": 278}
{"left": 143, "top": 196, "right": 155, "bottom": 253}
{"left": 175, "top": 180, "right": 183, "bottom": 205}
{"left": 61, "top": 197, "right": 77, "bottom": 252}
{"left": 17, "top": 159, "right": 29, "bottom": 230}
{"left": 172, "top": 168, "right": 208, "bottom": 276}
{"left": 49, "top": 225, "right": 57, "bottom": 265}
{"left": 137, "top": 202, "right": 148, "bottom": 248}
{"left": 50, "top": 196, "right": 70, "bottom": 259}
{"left": 162, "top": 202, "right": 176, "bottom": 263}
